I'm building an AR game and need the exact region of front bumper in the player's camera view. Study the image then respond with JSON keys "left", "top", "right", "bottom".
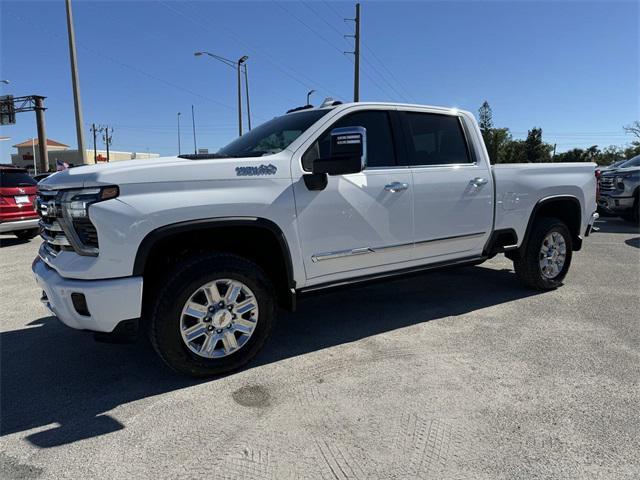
{"left": 598, "top": 195, "right": 635, "bottom": 213}
{"left": 0, "top": 218, "right": 39, "bottom": 234}
{"left": 585, "top": 211, "right": 599, "bottom": 237}
{"left": 32, "top": 257, "right": 143, "bottom": 333}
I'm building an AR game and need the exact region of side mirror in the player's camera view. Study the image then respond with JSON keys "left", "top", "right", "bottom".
{"left": 312, "top": 126, "right": 367, "bottom": 176}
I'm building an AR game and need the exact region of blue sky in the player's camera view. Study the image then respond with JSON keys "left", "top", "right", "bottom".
{"left": 1, "top": 0, "right": 638, "bottom": 159}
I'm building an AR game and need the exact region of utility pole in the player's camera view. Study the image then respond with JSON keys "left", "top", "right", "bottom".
{"left": 191, "top": 105, "right": 197, "bottom": 154}
{"left": 345, "top": 3, "right": 361, "bottom": 102}
{"left": 177, "top": 112, "right": 182, "bottom": 155}
{"left": 32, "top": 138, "right": 37, "bottom": 175}
{"left": 34, "top": 96, "right": 49, "bottom": 172}
{"left": 65, "top": 0, "right": 87, "bottom": 163}
{"left": 90, "top": 123, "right": 102, "bottom": 163}
{"left": 243, "top": 64, "right": 251, "bottom": 131}
{"left": 102, "top": 126, "right": 113, "bottom": 162}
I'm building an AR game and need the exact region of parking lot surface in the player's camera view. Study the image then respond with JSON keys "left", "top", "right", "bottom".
{"left": 1, "top": 217, "right": 639, "bottom": 479}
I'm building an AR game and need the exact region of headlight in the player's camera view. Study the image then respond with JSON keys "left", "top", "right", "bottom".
{"left": 61, "top": 186, "right": 119, "bottom": 219}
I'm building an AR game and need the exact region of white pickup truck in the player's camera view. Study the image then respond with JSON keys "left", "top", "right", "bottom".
{"left": 33, "top": 101, "right": 599, "bottom": 376}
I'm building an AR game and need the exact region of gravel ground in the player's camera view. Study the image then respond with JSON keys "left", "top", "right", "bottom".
{"left": 1, "top": 216, "right": 639, "bottom": 479}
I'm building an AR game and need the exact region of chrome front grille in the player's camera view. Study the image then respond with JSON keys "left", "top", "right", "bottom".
{"left": 36, "top": 190, "right": 73, "bottom": 253}
{"left": 599, "top": 175, "right": 616, "bottom": 191}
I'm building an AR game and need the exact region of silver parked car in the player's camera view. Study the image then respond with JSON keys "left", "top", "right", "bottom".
{"left": 598, "top": 155, "right": 640, "bottom": 223}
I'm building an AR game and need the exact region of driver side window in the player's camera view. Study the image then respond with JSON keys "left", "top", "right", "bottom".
{"left": 302, "top": 110, "right": 396, "bottom": 171}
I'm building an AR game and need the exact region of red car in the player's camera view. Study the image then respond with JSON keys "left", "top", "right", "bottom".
{"left": 0, "top": 165, "right": 40, "bottom": 240}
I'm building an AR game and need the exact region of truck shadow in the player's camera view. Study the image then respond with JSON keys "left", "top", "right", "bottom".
{"left": 1, "top": 265, "right": 539, "bottom": 448}
{"left": 0, "top": 236, "right": 31, "bottom": 248}
{"left": 594, "top": 217, "right": 640, "bottom": 234}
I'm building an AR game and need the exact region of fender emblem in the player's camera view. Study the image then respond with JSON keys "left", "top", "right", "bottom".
{"left": 235, "top": 164, "right": 277, "bottom": 176}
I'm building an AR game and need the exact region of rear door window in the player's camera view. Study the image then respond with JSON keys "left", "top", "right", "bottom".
{"left": 400, "top": 112, "right": 472, "bottom": 166}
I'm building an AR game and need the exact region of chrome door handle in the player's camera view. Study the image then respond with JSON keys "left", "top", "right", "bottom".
{"left": 470, "top": 177, "right": 488, "bottom": 186}
{"left": 384, "top": 182, "right": 408, "bottom": 193}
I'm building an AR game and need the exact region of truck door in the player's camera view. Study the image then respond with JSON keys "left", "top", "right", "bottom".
{"left": 292, "top": 109, "right": 414, "bottom": 282}
{"left": 398, "top": 110, "right": 494, "bottom": 261}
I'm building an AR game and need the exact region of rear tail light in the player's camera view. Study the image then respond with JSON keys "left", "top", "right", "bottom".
{"left": 595, "top": 169, "right": 600, "bottom": 201}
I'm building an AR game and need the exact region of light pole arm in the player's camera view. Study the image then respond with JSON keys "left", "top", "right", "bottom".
{"left": 197, "top": 51, "right": 237, "bottom": 69}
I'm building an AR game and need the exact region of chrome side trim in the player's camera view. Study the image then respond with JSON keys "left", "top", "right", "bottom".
{"left": 372, "top": 241, "right": 413, "bottom": 253}
{"left": 311, "top": 232, "right": 486, "bottom": 262}
{"left": 312, "top": 247, "right": 373, "bottom": 263}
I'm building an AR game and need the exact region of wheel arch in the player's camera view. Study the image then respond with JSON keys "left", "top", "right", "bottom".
{"left": 133, "top": 217, "right": 296, "bottom": 310}
{"left": 521, "top": 195, "right": 583, "bottom": 253}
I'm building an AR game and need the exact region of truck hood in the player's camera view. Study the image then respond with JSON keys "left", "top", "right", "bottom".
{"left": 602, "top": 166, "right": 640, "bottom": 176}
{"left": 38, "top": 154, "right": 291, "bottom": 190}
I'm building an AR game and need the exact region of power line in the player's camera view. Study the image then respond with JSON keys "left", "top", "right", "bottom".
{"left": 301, "top": 1, "right": 349, "bottom": 40}
{"left": 322, "top": 0, "right": 345, "bottom": 21}
{"left": 362, "top": 43, "right": 417, "bottom": 103}
{"left": 159, "top": 0, "right": 346, "bottom": 101}
{"left": 316, "top": 0, "right": 414, "bottom": 102}
{"left": 5, "top": 11, "right": 238, "bottom": 113}
{"left": 274, "top": 2, "right": 350, "bottom": 58}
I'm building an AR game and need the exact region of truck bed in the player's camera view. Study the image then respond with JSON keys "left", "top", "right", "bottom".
{"left": 492, "top": 162, "right": 598, "bottom": 247}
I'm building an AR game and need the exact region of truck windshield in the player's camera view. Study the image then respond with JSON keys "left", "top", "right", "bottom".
{"left": 217, "top": 109, "right": 330, "bottom": 158}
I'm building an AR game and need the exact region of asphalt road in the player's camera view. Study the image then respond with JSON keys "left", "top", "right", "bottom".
{"left": 1, "top": 217, "right": 639, "bottom": 480}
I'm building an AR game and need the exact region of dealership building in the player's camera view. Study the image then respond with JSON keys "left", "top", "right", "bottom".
{"left": 10, "top": 138, "right": 160, "bottom": 173}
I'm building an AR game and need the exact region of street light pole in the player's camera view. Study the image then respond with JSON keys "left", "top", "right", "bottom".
{"left": 177, "top": 112, "right": 181, "bottom": 155}
{"left": 243, "top": 64, "right": 251, "bottom": 131}
{"left": 64, "top": 0, "right": 87, "bottom": 163}
{"left": 191, "top": 105, "right": 197, "bottom": 154}
{"left": 236, "top": 60, "right": 242, "bottom": 137}
{"left": 194, "top": 51, "right": 250, "bottom": 137}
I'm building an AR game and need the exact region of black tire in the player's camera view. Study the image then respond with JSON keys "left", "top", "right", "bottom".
{"left": 14, "top": 228, "right": 39, "bottom": 240}
{"left": 513, "top": 217, "right": 573, "bottom": 290}
{"left": 148, "top": 253, "right": 276, "bottom": 377}
{"left": 621, "top": 195, "right": 639, "bottom": 224}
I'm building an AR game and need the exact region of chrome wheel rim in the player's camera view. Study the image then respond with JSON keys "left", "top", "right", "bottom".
{"left": 180, "top": 279, "right": 259, "bottom": 359}
{"left": 539, "top": 231, "right": 567, "bottom": 279}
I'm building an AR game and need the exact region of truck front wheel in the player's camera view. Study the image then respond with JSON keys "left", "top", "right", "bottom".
{"left": 513, "top": 217, "right": 573, "bottom": 290}
{"left": 148, "top": 253, "right": 276, "bottom": 377}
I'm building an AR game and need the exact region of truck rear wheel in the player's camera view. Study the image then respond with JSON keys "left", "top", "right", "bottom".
{"left": 621, "top": 194, "right": 639, "bottom": 224}
{"left": 148, "top": 253, "right": 276, "bottom": 377}
{"left": 513, "top": 217, "right": 573, "bottom": 290}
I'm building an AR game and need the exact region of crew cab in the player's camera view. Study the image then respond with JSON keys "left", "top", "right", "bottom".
{"left": 33, "top": 101, "right": 599, "bottom": 377}
{"left": 0, "top": 165, "right": 39, "bottom": 240}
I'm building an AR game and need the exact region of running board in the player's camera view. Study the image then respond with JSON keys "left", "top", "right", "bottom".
{"left": 299, "top": 255, "right": 487, "bottom": 295}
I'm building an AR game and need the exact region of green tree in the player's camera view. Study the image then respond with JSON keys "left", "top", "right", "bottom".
{"left": 501, "top": 140, "right": 527, "bottom": 163}
{"left": 478, "top": 101, "right": 493, "bottom": 133}
{"left": 554, "top": 148, "right": 587, "bottom": 163}
{"left": 524, "top": 127, "right": 552, "bottom": 162}
{"left": 477, "top": 101, "right": 513, "bottom": 163}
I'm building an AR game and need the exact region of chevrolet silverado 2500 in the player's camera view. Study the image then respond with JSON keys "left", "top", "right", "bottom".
{"left": 33, "top": 102, "right": 599, "bottom": 377}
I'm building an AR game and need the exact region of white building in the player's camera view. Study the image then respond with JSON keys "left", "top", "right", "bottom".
{"left": 11, "top": 138, "right": 160, "bottom": 172}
